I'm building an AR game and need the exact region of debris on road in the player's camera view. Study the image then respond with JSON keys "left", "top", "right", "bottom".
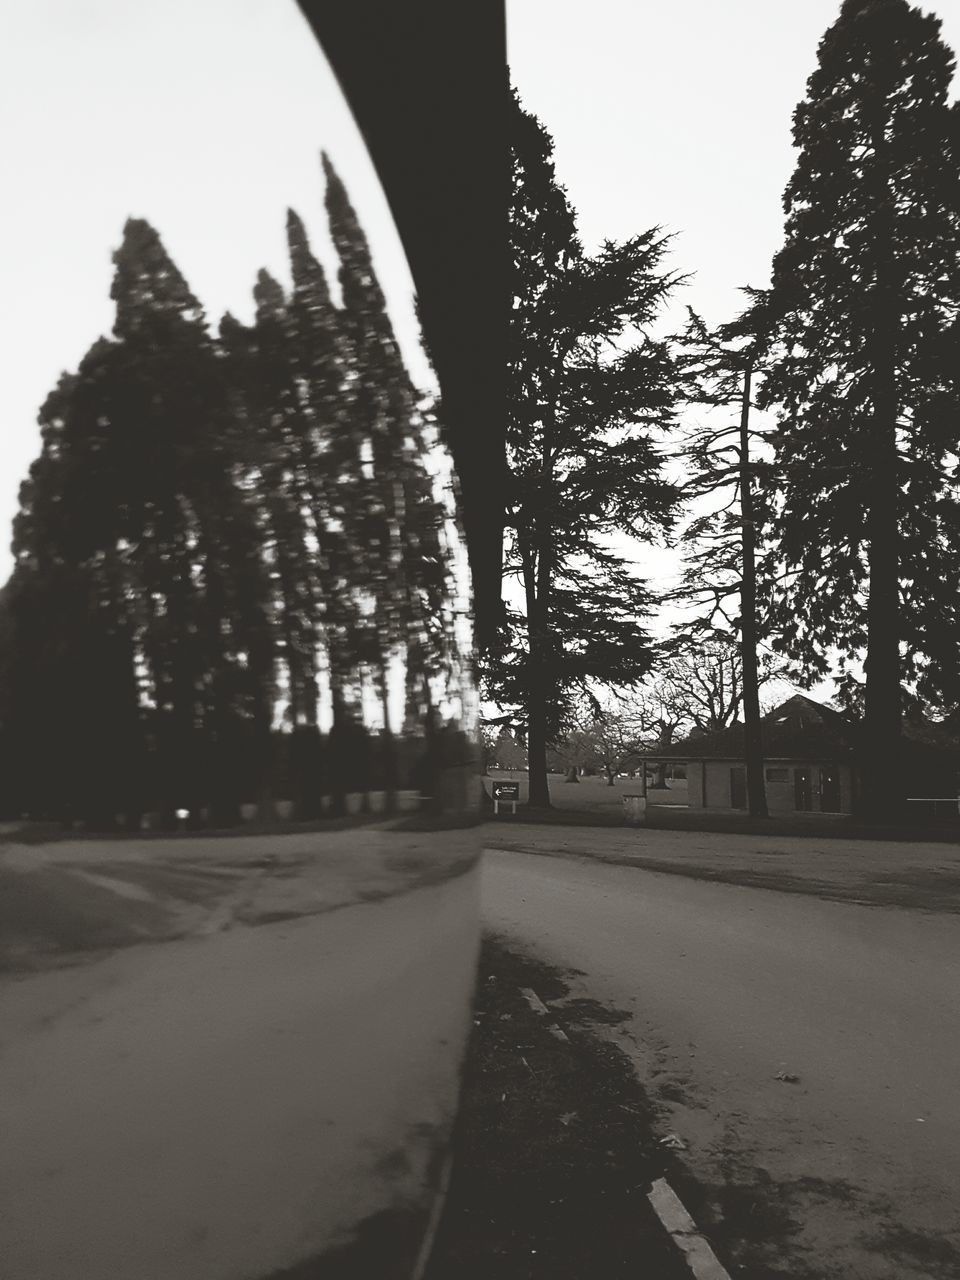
{"left": 423, "top": 939, "right": 693, "bottom": 1279}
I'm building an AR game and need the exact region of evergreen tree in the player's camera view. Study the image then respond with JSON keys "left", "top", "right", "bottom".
{"left": 671, "top": 306, "right": 779, "bottom": 816}
{"left": 8, "top": 221, "right": 273, "bottom": 826}
{"left": 9, "top": 349, "right": 147, "bottom": 825}
{"left": 493, "top": 91, "right": 681, "bottom": 807}
{"left": 323, "top": 154, "right": 456, "bottom": 810}
{"left": 759, "top": 0, "right": 960, "bottom": 816}
{"left": 107, "top": 220, "right": 273, "bottom": 822}
{"left": 285, "top": 198, "right": 362, "bottom": 815}
{"left": 221, "top": 264, "right": 325, "bottom": 736}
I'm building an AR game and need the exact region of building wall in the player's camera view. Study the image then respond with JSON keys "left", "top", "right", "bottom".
{"left": 687, "top": 765, "right": 704, "bottom": 808}
{"left": 696, "top": 760, "right": 854, "bottom": 814}
{"left": 704, "top": 762, "right": 733, "bottom": 808}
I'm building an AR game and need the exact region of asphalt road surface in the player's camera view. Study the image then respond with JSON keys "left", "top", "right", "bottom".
{"left": 482, "top": 842, "right": 960, "bottom": 1279}
{"left": 0, "top": 830, "right": 480, "bottom": 1280}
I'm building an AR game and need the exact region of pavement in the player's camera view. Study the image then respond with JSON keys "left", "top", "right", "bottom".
{"left": 0, "top": 827, "right": 482, "bottom": 1280}
{"left": 481, "top": 831, "right": 960, "bottom": 1279}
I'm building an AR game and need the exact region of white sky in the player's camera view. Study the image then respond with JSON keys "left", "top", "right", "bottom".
{"left": 508, "top": 0, "right": 960, "bottom": 326}
{"left": 0, "top": 0, "right": 431, "bottom": 583}
{"left": 3, "top": 0, "right": 958, "bottom": 699}
{"left": 507, "top": 0, "right": 960, "bottom": 699}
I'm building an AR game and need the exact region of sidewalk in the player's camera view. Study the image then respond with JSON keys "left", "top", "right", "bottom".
{"left": 483, "top": 822, "right": 960, "bottom": 914}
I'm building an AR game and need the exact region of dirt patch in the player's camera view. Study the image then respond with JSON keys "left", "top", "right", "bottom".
{"left": 422, "top": 937, "right": 695, "bottom": 1279}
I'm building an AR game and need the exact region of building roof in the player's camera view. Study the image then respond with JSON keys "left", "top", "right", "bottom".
{"left": 649, "top": 694, "right": 960, "bottom": 767}
{"left": 650, "top": 695, "right": 856, "bottom": 762}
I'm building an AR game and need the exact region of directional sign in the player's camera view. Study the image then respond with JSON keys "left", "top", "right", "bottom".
{"left": 491, "top": 780, "right": 520, "bottom": 816}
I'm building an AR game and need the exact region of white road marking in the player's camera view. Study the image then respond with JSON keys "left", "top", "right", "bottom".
{"left": 647, "top": 1178, "right": 732, "bottom": 1280}
{"left": 520, "top": 987, "right": 570, "bottom": 1041}
{"left": 520, "top": 984, "right": 727, "bottom": 1278}
{"left": 520, "top": 987, "right": 550, "bottom": 1016}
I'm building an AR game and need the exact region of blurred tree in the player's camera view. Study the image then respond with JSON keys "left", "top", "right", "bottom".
{"left": 758, "top": 0, "right": 960, "bottom": 816}
{"left": 487, "top": 91, "right": 681, "bottom": 808}
{"left": 3, "top": 163, "right": 461, "bottom": 826}
{"left": 323, "top": 154, "right": 456, "bottom": 813}
{"left": 108, "top": 220, "right": 273, "bottom": 824}
{"left": 7, "top": 222, "right": 273, "bottom": 826}
{"left": 221, "top": 262, "right": 326, "bottom": 740}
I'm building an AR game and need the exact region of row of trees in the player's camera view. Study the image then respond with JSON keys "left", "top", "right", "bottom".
{"left": 1, "top": 0, "right": 956, "bottom": 828}
{"left": 489, "top": 0, "right": 960, "bottom": 819}
{"left": 0, "top": 158, "right": 466, "bottom": 828}
{"left": 485, "top": 638, "right": 784, "bottom": 785}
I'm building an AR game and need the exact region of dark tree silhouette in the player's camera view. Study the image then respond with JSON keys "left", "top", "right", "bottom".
{"left": 3, "top": 163, "right": 463, "bottom": 826}
{"left": 670, "top": 307, "right": 779, "bottom": 816}
{"left": 492, "top": 91, "right": 681, "bottom": 807}
{"left": 8, "top": 222, "right": 272, "bottom": 826}
{"left": 323, "top": 154, "right": 456, "bottom": 812}
{"left": 759, "top": 0, "right": 960, "bottom": 817}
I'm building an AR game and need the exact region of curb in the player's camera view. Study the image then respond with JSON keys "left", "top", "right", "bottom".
{"left": 520, "top": 985, "right": 731, "bottom": 1280}
{"left": 647, "top": 1178, "right": 731, "bottom": 1280}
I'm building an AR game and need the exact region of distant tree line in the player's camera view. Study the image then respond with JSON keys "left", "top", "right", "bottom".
{"left": 489, "top": 1, "right": 960, "bottom": 819}
{"left": 0, "top": 157, "right": 469, "bottom": 829}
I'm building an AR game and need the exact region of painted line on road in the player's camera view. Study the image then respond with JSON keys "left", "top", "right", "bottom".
{"left": 647, "top": 1178, "right": 732, "bottom": 1280}
{"left": 520, "top": 986, "right": 729, "bottom": 1280}
{"left": 520, "top": 986, "right": 550, "bottom": 1015}
{"left": 519, "top": 987, "right": 570, "bottom": 1041}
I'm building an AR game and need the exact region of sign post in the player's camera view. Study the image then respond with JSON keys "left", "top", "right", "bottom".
{"left": 492, "top": 781, "right": 520, "bottom": 817}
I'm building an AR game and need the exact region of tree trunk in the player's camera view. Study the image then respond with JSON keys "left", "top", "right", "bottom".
{"left": 862, "top": 388, "right": 902, "bottom": 819}
{"left": 327, "top": 683, "right": 349, "bottom": 817}
{"left": 420, "top": 696, "right": 442, "bottom": 815}
{"left": 861, "top": 188, "right": 903, "bottom": 822}
{"left": 525, "top": 647, "right": 551, "bottom": 806}
{"left": 521, "top": 547, "right": 552, "bottom": 808}
{"left": 379, "top": 674, "right": 398, "bottom": 816}
{"left": 738, "top": 361, "right": 768, "bottom": 818}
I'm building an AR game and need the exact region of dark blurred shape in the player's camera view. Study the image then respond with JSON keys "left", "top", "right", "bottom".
{"left": 296, "top": 0, "right": 508, "bottom": 648}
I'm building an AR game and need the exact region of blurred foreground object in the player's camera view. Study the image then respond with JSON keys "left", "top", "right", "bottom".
{"left": 0, "top": 4, "right": 501, "bottom": 1276}
{"left": 298, "top": 0, "right": 508, "bottom": 648}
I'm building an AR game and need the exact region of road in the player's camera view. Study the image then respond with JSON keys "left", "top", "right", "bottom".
{"left": 482, "top": 842, "right": 960, "bottom": 1279}
{"left": 0, "top": 828, "right": 481, "bottom": 1280}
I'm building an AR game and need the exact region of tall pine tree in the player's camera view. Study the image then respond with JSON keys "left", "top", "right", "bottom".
{"left": 760, "top": 0, "right": 960, "bottom": 816}
{"left": 8, "top": 221, "right": 273, "bottom": 826}
{"left": 493, "top": 91, "right": 681, "bottom": 808}
{"left": 323, "top": 154, "right": 456, "bottom": 809}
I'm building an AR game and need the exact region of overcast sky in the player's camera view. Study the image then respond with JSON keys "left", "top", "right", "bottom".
{"left": 508, "top": 0, "right": 960, "bottom": 326}
{"left": 3, "top": 0, "right": 959, "bottom": 637}
{"left": 506, "top": 0, "right": 960, "bottom": 680}
{"left": 0, "top": 0, "right": 429, "bottom": 584}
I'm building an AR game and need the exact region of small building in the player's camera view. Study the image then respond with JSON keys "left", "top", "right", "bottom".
{"left": 642, "top": 694, "right": 959, "bottom": 818}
